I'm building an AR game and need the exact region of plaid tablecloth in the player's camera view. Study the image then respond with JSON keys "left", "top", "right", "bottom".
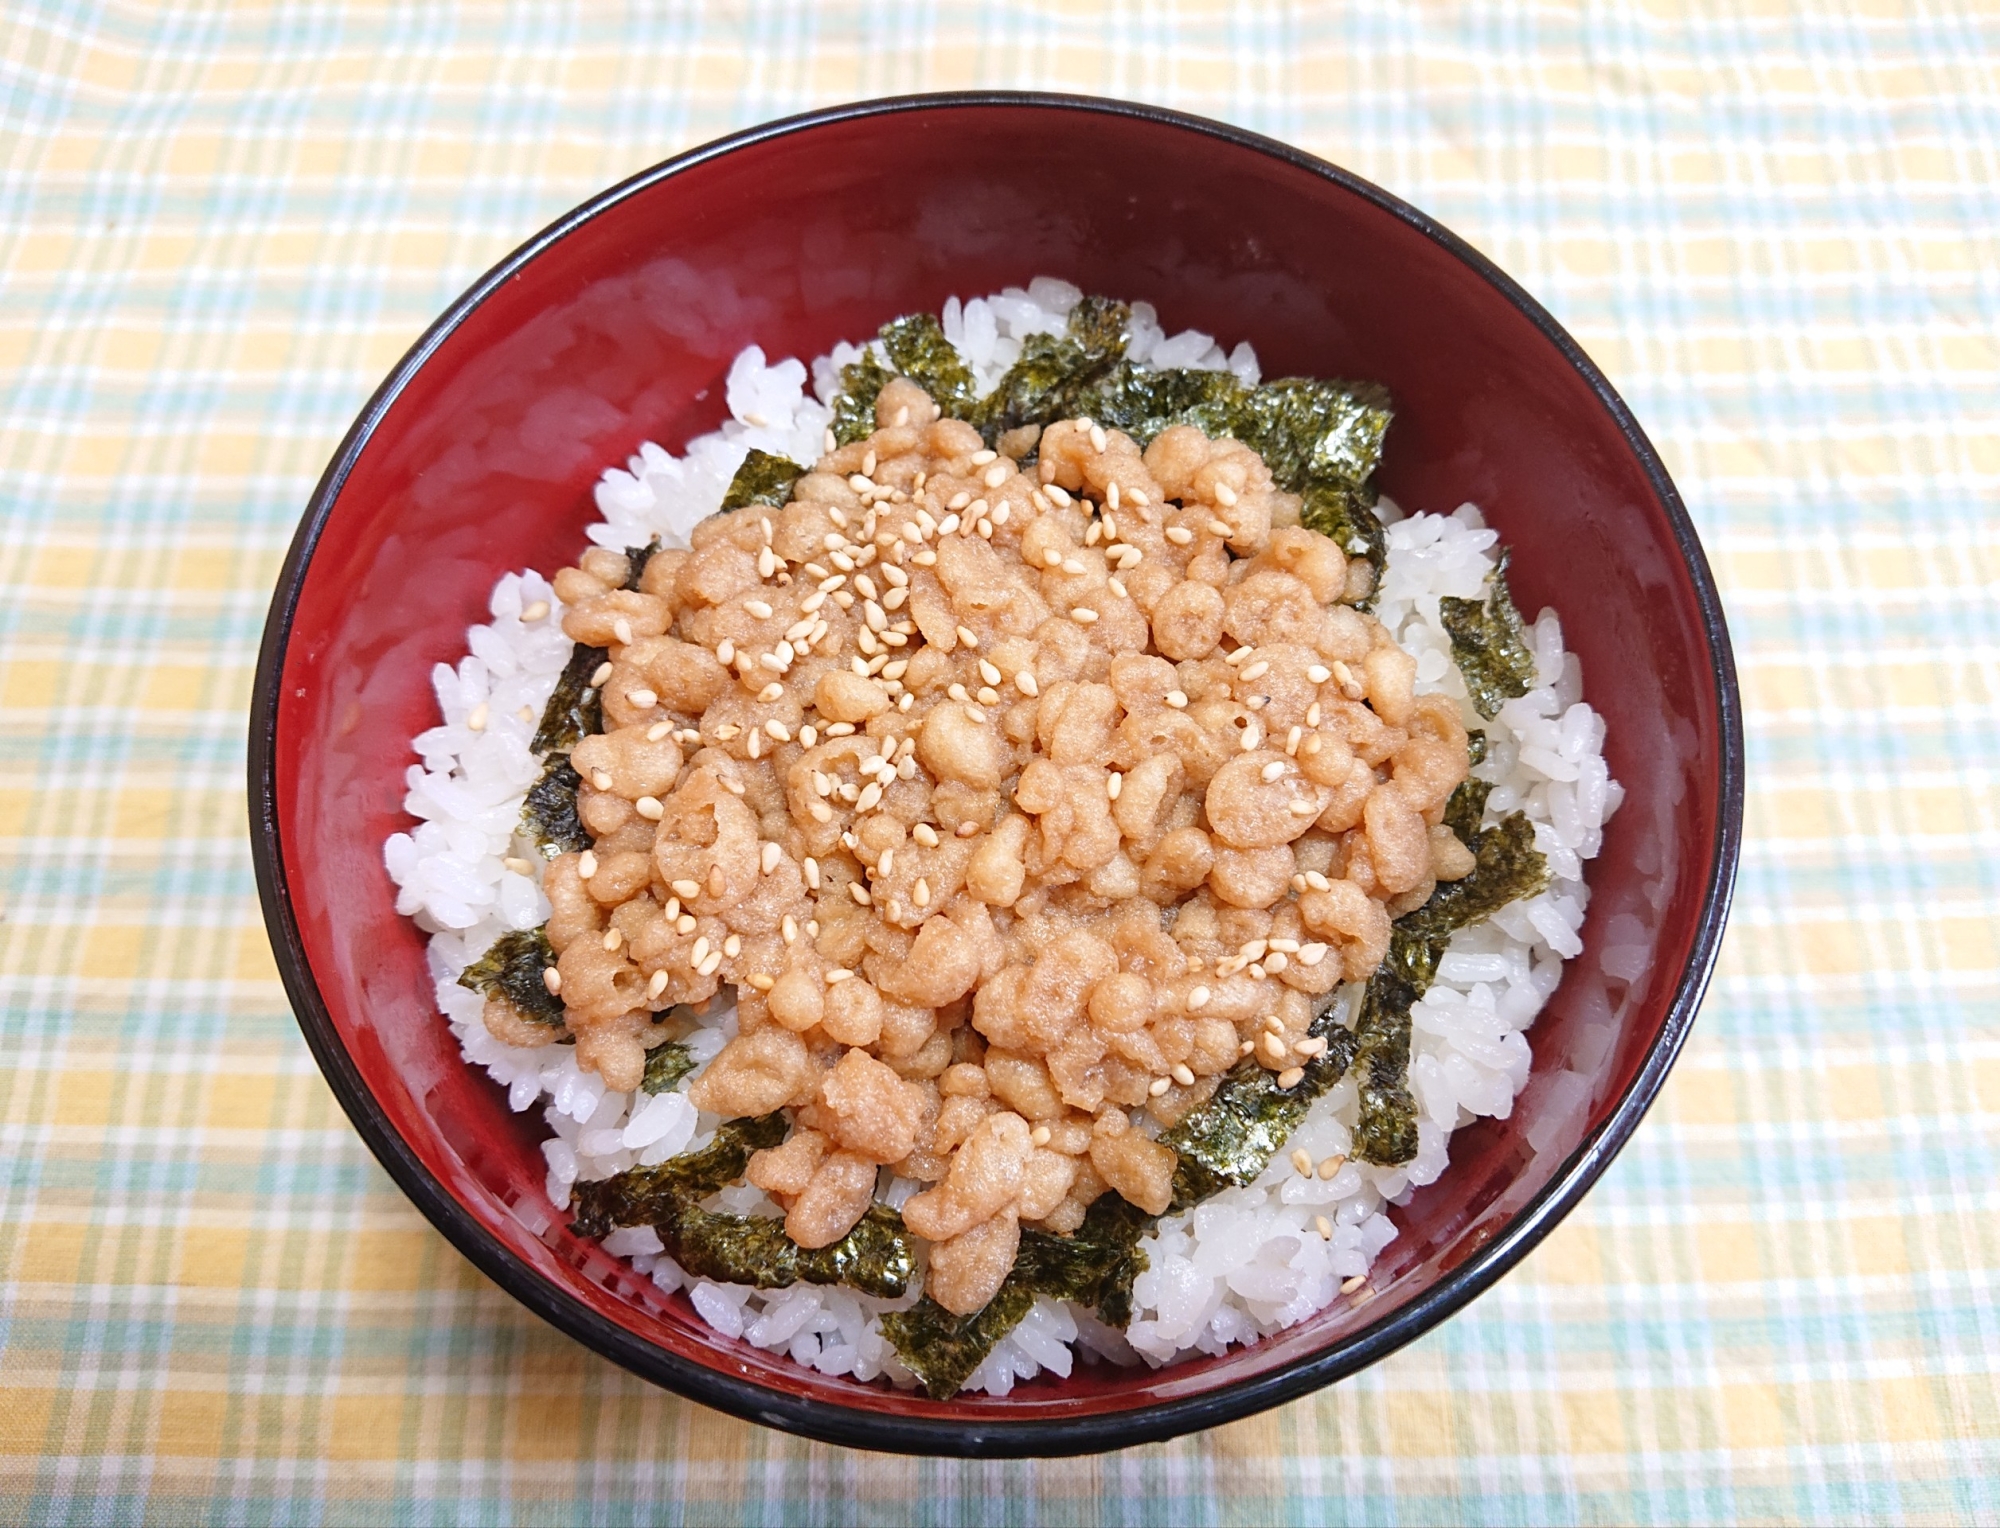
{"left": 3, "top": 3, "right": 1996, "bottom": 1523}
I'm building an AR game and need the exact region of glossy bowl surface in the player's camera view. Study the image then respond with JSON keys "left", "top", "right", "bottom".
{"left": 250, "top": 93, "right": 1740, "bottom": 1456}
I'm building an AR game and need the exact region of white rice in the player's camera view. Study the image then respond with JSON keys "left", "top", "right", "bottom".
{"left": 385, "top": 279, "right": 1620, "bottom": 1394}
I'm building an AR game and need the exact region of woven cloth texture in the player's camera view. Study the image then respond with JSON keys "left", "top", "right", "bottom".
{"left": 3, "top": 2, "right": 1997, "bottom": 1524}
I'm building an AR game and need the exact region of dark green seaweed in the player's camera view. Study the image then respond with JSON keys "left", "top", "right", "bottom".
{"left": 1065, "top": 360, "right": 1242, "bottom": 446}
{"left": 1162, "top": 1003, "right": 1362, "bottom": 1211}
{"left": 1349, "top": 971, "right": 1422, "bottom": 1166}
{"left": 1064, "top": 295, "right": 1134, "bottom": 358}
{"left": 881, "top": 1280, "right": 1037, "bottom": 1400}
{"left": 623, "top": 539, "right": 662, "bottom": 591}
{"left": 569, "top": 1112, "right": 788, "bottom": 1238}
{"left": 719, "top": 449, "right": 806, "bottom": 513}
{"left": 530, "top": 642, "right": 607, "bottom": 756}
{"left": 969, "top": 298, "right": 1134, "bottom": 446}
{"left": 1298, "top": 479, "right": 1388, "bottom": 598}
{"left": 1438, "top": 553, "right": 1539, "bottom": 719}
{"left": 1351, "top": 812, "right": 1549, "bottom": 1164}
{"left": 521, "top": 756, "right": 590, "bottom": 856}
{"left": 456, "top": 925, "right": 564, "bottom": 1026}
{"left": 881, "top": 1201, "right": 1153, "bottom": 1399}
{"left": 1443, "top": 776, "right": 1493, "bottom": 850}
{"left": 1466, "top": 729, "right": 1488, "bottom": 768}
{"left": 1064, "top": 364, "right": 1392, "bottom": 496}
{"left": 639, "top": 1040, "right": 698, "bottom": 1096}
{"left": 829, "top": 347, "right": 895, "bottom": 446}
{"left": 879, "top": 313, "right": 979, "bottom": 416}
{"left": 660, "top": 1202, "right": 916, "bottom": 1299}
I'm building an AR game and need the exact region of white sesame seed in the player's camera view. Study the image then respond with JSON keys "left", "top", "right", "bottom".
{"left": 723, "top": 934, "right": 742, "bottom": 959}
{"left": 1015, "top": 671, "right": 1039, "bottom": 697}
{"left": 1298, "top": 942, "right": 1328, "bottom": 966}
{"left": 781, "top": 915, "right": 798, "bottom": 945}
{"left": 1030, "top": 1124, "right": 1052, "bottom": 1147}
{"left": 1187, "top": 986, "right": 1211, "bottom": 1010}
{"left": 761, "top": 842, "right": 782, "bottom": 874}
{"left": 520, "top": 600, "right": 550, "bottom": 623}
{"left": 1319, "top": 1154, "right": 1345, "bottom": 1179}
{"left": 1291, "top": 1147, "right": 1313, "bottom": 1176}
{"left": 603, "top": 927, "right": 623, "bottom": 952}
{"left": 978, "top": 659, "right": 1002, "bottom": 686}
{"left": 1173, "top": 1064, "right": 1197, "bottom": 1088}
{"left": 957, "top": 623, "right": 982, "bottom": 650}
{"left": 612, "top": 617, "right": 634, "bottom": 645}
{"left": 963, "top": 703, "right": 987, "bottom": 724}
{"left": 913, "top": 877, "right": 930, "bottom": 906}
{"left": 636, "top": 795, "right": 664, "bottom": 820}
{"left": 1240, "top": 661, "right": 1270, "bottom": 683}
{"left": 466, "top": 702, "right": 488, "bottom": 732}
{"left": 1061, "top": 557, "right": 1085, "bottom": 575}
{"left": 1165, "top": 525, "right": 1193, "bottom": 545}
{"left": 748, "top": 972, "right": 775, "bottom": 992}
{"left": 990, "top": 502, "right": 1010, "bottom": 525}
{"left": 1165, "top": 690, "right": 1187, "bottom": 708}
{"left": 1341, "top": 1274, "right": 1368, "bottom": 1295}
{"left": 1213, "top": 481, "right": 1238, "bottom": 507}
{"left": 911, "top": 549, "right": 936, "bottom": 566}
{"left": 543, "top": 967, "right": 562, "bottom": 995}
{"left": 1260, "top": 761, "right": 1286, "bottom": 783}
{"left": 982, "top": 463, "right": 1009, "bottom": 489}
{"left": 1089, "top": 424, "right": 1107, "bottom": 451}
{"left": 825, "top": 968, "right": 854, "bottom": 984}
{"left": 646, "top": 721, "right": 673, "bottom": 742}
{"left": 591, "top": 662, "right": 614, "bottom": 687}
{"left": 1071, "top": 607, "right": 1098, "bottom": 625}
{"left": 803, "top": 856, "right": 821, "bottom": 889}
{"left": 698, "top": 950, "right": 723, "bottom": 977}
{"left": 671, "top": 878, "right": 700, "bottom": 898}
{"left": 955, "top": 820, "right": 977, "bottom": 836}
{"left": 690, "top": 936, "right": 710, "bottom": 966}
{"left": 913, "top": 823, "right": 940, "bottom": 848}
{"left": 504, "top": 856, "right": 532, "bottom": 875}
{"left": 747, "top": 731, "right": 761, "bottom": 760}
{"left": 1148, "top": 1076, "right": 1171, "bottom": 1097}
{"left": 590, "top": 769, "right": 613, "bottom": 791}
{"left": 1206, "top": 518, "right": 1232, "bottom": 538}
{"left": 856, "top": 781, "right": 884, "bottom": 813}
{"left": 1107, "top": 771, "right": 1123, "bottom": 801}
{"left": 1290, "top": 798, "right": 1318, "bottom": 816}
{"left": 1042, "top": 548, "right": 1064, "bottom": 569}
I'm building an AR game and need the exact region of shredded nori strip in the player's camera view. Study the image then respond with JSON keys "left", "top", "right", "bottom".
{"left": 1350, "top": 812, "right": 1550, "bottom": 1163}
{"left": 720, "top": 449, "right": 806, "bottom": 513}
{"left": 1439, "top": 553, "right": 1539, "bottom": 718}
{"left": 1299, "top": 479, "right": 1388, "bottom": 598}
{"left": 970, "top": 298, "right": 1133, "bottom": 446}
{"left": 1349, "top": 971, "right": 1422, "bottom": 1166}
{"left": 456, "top": 925, "right": 564, "bottom": 1026}
{"left": 829, "top": 347, "right": 894, "bottom": 445}
{"left": 521, "top": 756, "right": 590, "bottom": 856}
{"left": 1443, "top": 777, "right": 1494, "bottom": 850}
{"left": 622, "top": 539, "right": 661, "bottom": 591}
{"left": 881, "top": 1199, "right": 1153, "bottom": 1399}
{"left": 1162, "top": 1002, "right": 1362, "bottom": 1211}
{"left": 639, "top": 1040, "right": 698, "bottom": 1095}
{"left": 572, "top": 1114, "right": 912, "bottom": 1298}
{"left": 879, "top": 313, "right": 980, "bottom": 416}
{"left": 658, "top": 1202, "right": 916, "bottom": 1299}
{"left": 1466, "top": 729, "right": 1488, "bottom": 768}
{"left": 882, "top": 1280, "right": 1038, "bottom": 1400}
{"left": 569, "top": 1112, "right": 788, "bottom": 1238}
{"left": 530, "top": 642, "right": 607, "bottom": 756}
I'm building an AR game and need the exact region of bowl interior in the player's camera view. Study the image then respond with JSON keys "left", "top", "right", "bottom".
{"left": 258, "top": 98, "right": 1734, "bottom": 1450}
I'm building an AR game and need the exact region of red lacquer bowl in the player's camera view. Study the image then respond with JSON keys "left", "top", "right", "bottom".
{"left": 250, "top": 94, "right": 1741, "bottom": 1456}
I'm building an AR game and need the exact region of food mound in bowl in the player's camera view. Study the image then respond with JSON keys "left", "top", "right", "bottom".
{"left": 386, "top": 281, "right": 1621, "bottom": 1399}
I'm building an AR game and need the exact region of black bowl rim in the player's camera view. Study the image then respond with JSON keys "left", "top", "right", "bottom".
{"left": 249, "top": 90, "right": 1743, "bottom": 1459}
